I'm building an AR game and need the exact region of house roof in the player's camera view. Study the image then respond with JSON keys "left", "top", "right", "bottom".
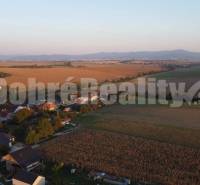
{"left": 0, "top": 132, "right": 12, "bottom": 147}
{"left": 14, "top": 106, "right": 30, "bottom": 113}
{"left": 10, "top": 147, "right": 41, "bottom": 168}
{"left": 13, "top": 170, "right": 38, "bottom": 184}
{"left": 66, "top": 103, "right": 81, "bottom": 112}
{"left": 39, "top": 102, "right": 56, "bottom": 110}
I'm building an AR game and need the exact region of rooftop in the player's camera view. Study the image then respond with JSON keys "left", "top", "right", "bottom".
{"left": 13, "top": 170, "right": 38, "bottom": 184}
{"left": 9, "top": 146, "right": 41, "bottom": 168}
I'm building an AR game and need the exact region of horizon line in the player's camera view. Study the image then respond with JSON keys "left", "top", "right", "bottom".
{"left": 0, "top": 49, "right": 199, "bottom": 56}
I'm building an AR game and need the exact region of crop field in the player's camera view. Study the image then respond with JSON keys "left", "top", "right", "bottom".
{"left": 0, "top": 62, "right": 162, "bottom": 84}
{"left": 148, "top": 65, "right": 200, "bottom": 88}
{"left": 40, "top": 129, "right": 200, "bottom": 185}
{"left": 38, "top": 63, "right": 200, "bottom": 185}
{"left": 150, "top": 66, "right": 200, "bottom": 80}
{"left": 75, "top": 104, "right": 200, "bottom": 148}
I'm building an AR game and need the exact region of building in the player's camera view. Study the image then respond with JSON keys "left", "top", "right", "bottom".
{"left": 2, "top": 147, "right": 41, "bottom": 172}
{"left": 76, "top": 97, "right": 89, "bottom": 104}
{"left": 61, "top": 117, "right": 72, "bottom": 126}
{"left": 0, "top": 132, "right": 15, "bottom": 148}
{"left": 39, "top": 102, "right": 57, "bottom": 111}
{"left": 13, "top": 170, "right": 45, "bottom": 185}
{"left": 14, "top": 106, "right": 30, "bottom": 114}
{"left": 76, "top": 95, "right": 99, "bottom": 105}
{"left": 64, "top": 103, "right": 81, "bottom": 112}
{"left": 63, "top": 107, "right": 71, "bottom": 112}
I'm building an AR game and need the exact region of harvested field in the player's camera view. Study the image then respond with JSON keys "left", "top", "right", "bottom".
{"left": 76, "top": 105, "right": 200, "bottom": 148}
{"left": 0, "top": 62, "right": 162, "bottom": 84}
{"left": 40, "top": 130, "right": 200, "bottom": 185}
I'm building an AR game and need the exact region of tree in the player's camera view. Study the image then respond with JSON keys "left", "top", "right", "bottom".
{"left": 54, "top": 115, "right": 63, "bottom": 131}
{"left": 51, "top": 163, "right": 64, "bottom": 185}
{"left": 26, "top": 129, "right": 40, "bottom": 144}
{"left": 64, "top": 61, "right": 72, "bottom": 67}
{"left": 15, "top": 108, "right": 32, "bottom": 124}
{"left": 37, "top": 118, "right": 54, "bottom": 138}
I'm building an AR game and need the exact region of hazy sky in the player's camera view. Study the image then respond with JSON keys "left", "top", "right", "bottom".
{"left": 0, "top": 0, "right": 200, "bottom": 54}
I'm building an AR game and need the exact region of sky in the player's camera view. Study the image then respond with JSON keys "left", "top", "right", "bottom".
{"left": 0, "top": 0, "right": 200, "bottom": 55}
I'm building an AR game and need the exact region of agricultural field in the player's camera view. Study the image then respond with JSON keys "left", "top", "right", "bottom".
{"left": 40, "top": 129, "right": 200, "bottom": 185}
{"left": 149, "top": 65, "right": 200, "bottom": 80}
{"left": 75, "top": 104, "right": 200, "bottom": 148}
{"left": 40, "top": 103, "right": 200, "bottom": 185}
{"left": 148, "top": 65, "right": 200, "bottom": 88}
{"left": 0, "top": 61, "right": 162, "bottom": 84}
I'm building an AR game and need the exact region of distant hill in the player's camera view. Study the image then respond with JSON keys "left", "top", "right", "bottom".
{"left": 1, "top": 50, "right": 200, "bottom": 61}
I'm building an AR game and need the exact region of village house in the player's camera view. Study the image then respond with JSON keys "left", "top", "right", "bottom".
{"left": 63, "top": 107, "right": 71, "bottom": 112}
{"left": 12, "top": 170, "right": 45, "bottom": 185}
{"left": 61, "top": 117, "right": 72, "bottom": 126}
{"left": 76, "top": 97, "right": 89, "bottom": 104}
{"left": 75, "top": 95, "right": 99, "bottom": 105}
{"left": 39, "top": 102, "right": 57, "bottom": 111}
{"left": 66, "top": 103, "right": 81, "bottom": 112}
{"left": 2, "top": 146, "right": 41, "bottom": 173}
{"left": 0, "top": 132, "right": 15, "bottom": 148}
{"left": 14, "top": 106, "right": 31, "bottom": 114}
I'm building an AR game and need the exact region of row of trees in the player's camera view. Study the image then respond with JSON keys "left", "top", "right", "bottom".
{"left": 26, "top": 116, "right": 63, "bottom": 144}
{"left": 10, "top": 107, "right": 65, "bottom": 144}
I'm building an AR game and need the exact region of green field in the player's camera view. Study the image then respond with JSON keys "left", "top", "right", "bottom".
{"left": 149, "top": 65, "right": 200, "bottom": 85}
{"left": 76, "top": 104, "right": 200, "bottom": 148}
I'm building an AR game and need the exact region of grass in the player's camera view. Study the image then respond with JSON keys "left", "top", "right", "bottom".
{"left": 149, "top": 66, "right": 200, "bottom": 80}
{"left": 75, "top": 104, "right": 200, "bottom": 148}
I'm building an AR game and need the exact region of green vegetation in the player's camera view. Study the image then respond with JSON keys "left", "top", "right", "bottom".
{"left": 2, "top": 61, "right": 74, "bottom": 69}
{"left": 149, "top": 65, "right": 200, "bottom": 80}
{"left": 14, "top": 109, "right": 33, "bottom": 124}
{"left": 53, "top": 115, "right": 63, "bottom": 131}
{"left": 26, "top": 118, "right": 54, "bottom": 144}
{"left": 75, "top": 104, "right": 200, "bottom": 148}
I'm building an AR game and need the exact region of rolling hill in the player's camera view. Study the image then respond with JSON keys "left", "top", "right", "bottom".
{"left": 1, "top": 49, "right": 200, "bottom": 61}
